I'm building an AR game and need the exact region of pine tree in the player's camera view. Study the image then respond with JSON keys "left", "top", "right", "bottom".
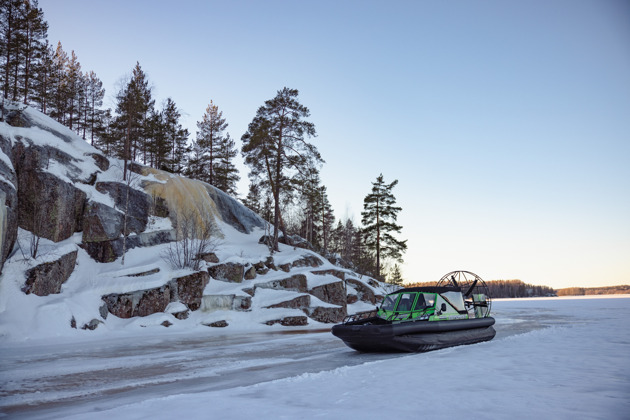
{"left": 31, "top": 41, "right": 53, "bottom": 112}
{"left": 49, "top": 41, "right": 68, "bottom": 124}
{"left": 195, "top": 100, "right": 228, "bottom": 184}
{"left": 0, "top": 0, "right": 48, "bottom": 103}
{"left": 186, "top": 136, "right": 205, "bottom": 180}
{"left": 389, "top": 264, "right": 404, "bottom": 286}
{"left": 242, "top": 181, "right": 262, "bottom": 214}
{"left": 297, "top": 169, "right": 322, "bottom": 246}
{"left": 64, "top": 50, "right": 81, "bottom": 130}
{"left": 241, "top": 87, "right": 322, "bottom": 251}
{"left": 19, "top": 0, "right": 47, "bottom": 104}
{"left": 361, "top": 173, "right": 407, "bottom": 279}
{"left": 94, "top": 108, "right": 115, "bottom": 154}
{"left": 1, "top": 0, "right": 24, "bottom": 100}
{"left": 162, "top": 97, "right": 189, "bottom": 174}
{"left": 84, "top": 70, "right": 104, "bottom": 145}
{"left": 145, "top": 107, "right": 168, "bottom": 169}
{"left": 319, "top": 185, "right": 335, "bottom": 254}
{"left": 214, "top": 133, "right": 239, "bottom": 195}
{"left": 113, "top": 62, "right": 154, "bottom": 179}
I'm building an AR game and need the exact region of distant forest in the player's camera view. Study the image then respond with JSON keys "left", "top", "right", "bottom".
{"left": 406, "top": 279, "right": 555, "bottom": 298}
{"left": 556, "top": 285, "right": 630, "bottom": 296}
{"left": 406, "top": 279, "right": 630, "bottom": 298}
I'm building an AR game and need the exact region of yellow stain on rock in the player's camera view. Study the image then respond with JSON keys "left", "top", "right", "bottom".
{"left": 142, "top": 167, "right": 223, "bottom": 239}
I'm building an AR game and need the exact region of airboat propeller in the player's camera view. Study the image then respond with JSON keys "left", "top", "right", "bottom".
{"left": 437, "top": 271, "right": 491, "bottom": 318}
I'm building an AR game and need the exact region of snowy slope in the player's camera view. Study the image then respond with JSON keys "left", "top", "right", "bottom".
{"left": 0, "top": 104, "right": 387, "bottom": 342}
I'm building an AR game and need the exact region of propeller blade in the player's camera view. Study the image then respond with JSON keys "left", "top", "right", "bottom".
{"left": 450, "top": 275, "right": 459, "bottom": 287}
{"left": 464, "top": 279, "right": 478, "bottom": 297}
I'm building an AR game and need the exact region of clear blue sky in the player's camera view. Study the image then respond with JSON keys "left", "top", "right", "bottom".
{"left": 40, "top": 0, "right": 630, "bottom": 289}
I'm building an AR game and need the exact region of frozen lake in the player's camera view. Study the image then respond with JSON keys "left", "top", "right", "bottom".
{"left": 1, "top": 296, "right": 629, "bottom": 419}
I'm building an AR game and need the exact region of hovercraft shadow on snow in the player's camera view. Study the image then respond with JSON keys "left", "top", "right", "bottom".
{"left": 332, "top": 271, "right": 496, "bottom": 353}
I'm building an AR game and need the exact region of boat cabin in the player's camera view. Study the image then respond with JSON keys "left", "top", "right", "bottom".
{"left": 377, "top": 286, "right": 473, "bottom": 322}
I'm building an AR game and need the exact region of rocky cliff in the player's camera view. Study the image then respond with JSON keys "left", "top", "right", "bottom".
{"left": 0, "top": 103, "right": 385, "bottom": 340}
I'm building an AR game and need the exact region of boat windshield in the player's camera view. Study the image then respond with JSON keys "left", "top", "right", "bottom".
{"left": 380, "top": 294, "right": 399, "bottom": 311}
{"left": 414, "top": 293, "right": 435, "bottom": 310}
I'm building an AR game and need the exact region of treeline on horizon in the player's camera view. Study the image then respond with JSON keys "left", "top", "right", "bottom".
{"left": 0, "top": 1, "right": 408, "bottom": 283}
{"left": 556, "top": 285, "right": 630, "bottom": 296}
{"left": 406, "top": 279, "right": 630, "bottom": 298}
{"left": 406, "top": 279, "right": 555, "bottom": 298}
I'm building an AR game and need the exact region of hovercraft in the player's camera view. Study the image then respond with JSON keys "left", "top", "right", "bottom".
{"left": 332, "top": 271, "right": 496, "bottom": 352}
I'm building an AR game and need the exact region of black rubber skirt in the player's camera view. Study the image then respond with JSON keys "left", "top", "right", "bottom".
{"left": 331, "top": 317, "right": 496, "bottom": 353}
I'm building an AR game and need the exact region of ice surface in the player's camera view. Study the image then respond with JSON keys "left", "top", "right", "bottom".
{"left": 1, "top": 296, "right": 628, "bottom": 420}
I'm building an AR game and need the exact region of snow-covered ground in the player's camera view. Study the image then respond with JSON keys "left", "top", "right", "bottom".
{"left": 1, "top": 295, "right": 628, "bottom": 419}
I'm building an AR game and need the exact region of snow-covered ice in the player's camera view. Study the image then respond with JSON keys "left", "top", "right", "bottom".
{"left": 1, "top": 296, "right": 628, "bottom": 419}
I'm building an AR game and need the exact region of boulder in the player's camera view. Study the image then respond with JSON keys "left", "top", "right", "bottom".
{"left": 102, "top": 282, "right": 174, "bottom": 318}
{"left": 265, "top": 295, "right": 311, "bottom": 310}
{"left": 346, "top": 278, "right": 377, "bottom": 304}
{"left": 206, "top": 320, "right": 229, "bottom": 328}
{"left": 284, "top": 234, "right": 314, "bottom": 250}
{"left": 172, "top": 311, "right": 188, "bottom": 320}
{"left": 88, "top": 153, "right": 109, "bottom": 171}
{"left": 81, "top": 319, "right": 103, "bottom": 330}
{"left": 204, "top": 184, "right": 264, "bottom": 234}
{"left": 264, "top": 256, "right": 277, "bottom": 271}
{"left": 244, "top": 266, "right": 257, "bottom": 280}
{"left": 368, "top": 279, "right": 381, "bottom": 288}
{"left": 234, "top": 295, "right": 252, "bottom": 311}
{"left": 312, "top": 269, "right": 346, "bottom": 281}
{"left": 135, "top": 284, "right": 173, "bottom": 317}
{"left": 309, "top": 281, "right": 347, "bottom": 307}
{"left": 208, "top": 262, "right": 244, "bottom": 283}
{"left": 256, "top": 274, "right": 308, "bottom": 293}
{"left": 174, "top": 271, "right": 210, "bottom": 311}
{"left": 95, "top": 182, "right": 150, "bottom": 235}
{"left": 81, "top": 229, "right": 175, "bottom": 263}
{"left": 199, "top": 252, "right": 219, "bottom": 263}
{"left": 82, "top": 200, "right": 123, "bottom": 242}
{"left": 307, "top": 306, "right": 346, "bottom": 323}
{"left": 253, "top": 261, "right": 269, "bottom": 275}
{"left": 166, "top": 301, "right": 189, "bottom": 320}
{"left": 22, "top": 250, "right": 78, "bottom": 296}
{"left": 101, "top": 293, "right": 133, "bottom": 318}
{"left": 291, "top": 255, "right": 323, "bottom": 268}
{"left": 265, "top": 316, "right": 308, "bottom": 326}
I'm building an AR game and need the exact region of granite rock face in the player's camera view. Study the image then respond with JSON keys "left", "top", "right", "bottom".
{"left": 14, "top": 142, "right": 86, "bottom": 242}
{"left": 174, "top": 271, "right": 210, "bottom": 311}
{"left": 208, "top": 262, "right": 245, "bottom": 283}
{"left": 309, "top": 281, "right": 347, "bottom": 307}
{"left": 256, "top": 274, "right": 309, "bottom": 293}
{"left": 22, "top": 250, "right": 78, "bottom": 296}
{"left": 0, "top": 130, "right": 17, "bottom": 274}
{"left": 346, "top": 278, "right": 377, "bottom": 304}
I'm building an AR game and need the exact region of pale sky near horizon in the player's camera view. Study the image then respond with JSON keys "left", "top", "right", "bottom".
{"left": 40, "top": 0, "right": 629, "bottom": 289}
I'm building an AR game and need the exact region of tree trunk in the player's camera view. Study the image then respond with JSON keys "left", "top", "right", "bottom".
{"left": 272, "top": 134, "right": 282, "bottom": 252}
{"left": 376, "top": 199, "right": 381, "bottom": 278}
